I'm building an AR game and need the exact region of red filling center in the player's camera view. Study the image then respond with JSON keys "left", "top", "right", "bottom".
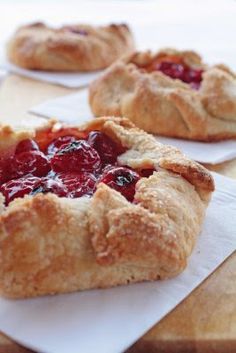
{"left": 143, "top": 56, "right": 203, "bottom": 89}
{"left": 0, "top": 130, "right": 154, "bottom": 205}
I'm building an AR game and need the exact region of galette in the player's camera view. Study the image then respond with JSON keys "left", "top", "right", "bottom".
{"left": 7, "top": 22, "right": 135, "bottom": 71}
{"left": 0, "top": 117, "right": 214, "bottom": 298}
{"left": 89, "top": 48, "right": 236, "bottom": 141}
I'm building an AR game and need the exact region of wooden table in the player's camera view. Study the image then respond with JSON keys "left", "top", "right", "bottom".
{"left": 0, "top": 75, "right": 235, "bottom": 353}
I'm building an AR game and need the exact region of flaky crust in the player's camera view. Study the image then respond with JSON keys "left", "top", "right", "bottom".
{"left": 0, "top": 117, "right": 214, "bottom": 298}
{"left": 7, "top": 22, "right": 135, "bottom": 71}
{"left": 89, "top": 48, "right": 236, "bottom": 141}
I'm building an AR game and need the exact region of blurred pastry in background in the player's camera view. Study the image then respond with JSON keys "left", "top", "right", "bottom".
{"left": 89, "top": 48, "right": 236, "bottom": 141}
{"left": 7, "top": 22, "right": 135, "bottom": 71}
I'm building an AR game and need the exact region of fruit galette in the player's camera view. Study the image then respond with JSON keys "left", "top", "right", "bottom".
{"left": 0, "top": 118, "right": 214, "bottom": 298}
{"left": 7, "top": 22, "right": 135, "bottom": 71}
{"left": 89, "top": 48, "right": 236, "bottom": 141}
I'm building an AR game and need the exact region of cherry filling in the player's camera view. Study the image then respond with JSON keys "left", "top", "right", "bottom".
{"left": 46, "top": 135, "right": 77, "bottom": 157}
{"left": 143, "top": 57, "right": 203, "bottom": 89}
{"left": 99, "top": 166, "right": 140, "bottom": 202}
{"left": 87, "top": 131, "right": 126, "bottom": 164}
{"left": 0, "top": 130, "right": 155, "bottom": 205}
{"left": 56, "top": 172, "right": 96, "bottom": 198}
{"left": 51, "top": 140, "right": 102, "bottom": 173}
{"left": 0, "top": 177, "right": 41, "bottom": 205}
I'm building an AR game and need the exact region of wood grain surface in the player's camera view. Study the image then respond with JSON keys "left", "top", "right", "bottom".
{"left": 0, "top": 74, "right": 235, "bottom": 353}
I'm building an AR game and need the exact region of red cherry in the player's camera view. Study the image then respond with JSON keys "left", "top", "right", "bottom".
{"left": 46, "top": 135, "right": 77, "bottom": 157}
{"left": 15, "top": 139, "right": 39, "bottom": 154}
{"left": 0, "top": 176, "right": 41, "bottom": 205}
{"left": 31, "top": 178, "right": 68, "bottom": 198}
{"left": 11, "top": 150, "right": 50, "bottom": 178}
{"left": 99, "top": 166, "right": 140, "bottom": 201}
{"left": 51, "top": 140, "right": 101, "bottom": 173}
{"left": 155, "top": 61, "right": 185, "bottom": 80}
{"left": 154, "top": 61, "right": 203, "bottom": 89}
{"left": 87, "top": 131, "right": 125, "bottom": 164}
{"left": 57, "top": 172, "right": 96, "bottom": 197}
{"left": 185, "top": 68, "right": 203, "bottom": 83}
{"left": 0, "top": 157, "right": 12, "bottom": 185}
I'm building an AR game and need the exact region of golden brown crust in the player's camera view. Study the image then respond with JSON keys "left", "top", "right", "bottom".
{"left": 89, "top": 49, "right": 236, "bottom": 141}
{"left": 0, "top": 117, "right": 214, "bottom": 298}
{"left": 7, "top": 22, "right": 135, "bottom": 71}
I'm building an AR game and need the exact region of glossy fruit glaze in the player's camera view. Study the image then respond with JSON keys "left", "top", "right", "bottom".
{"left": 0, "top": 129, "right": 154, "bottom": 205}
{"left": 143, "top": 55, "right": 203, "bottom": 89}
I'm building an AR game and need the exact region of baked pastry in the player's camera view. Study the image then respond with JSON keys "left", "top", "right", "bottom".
{"left": 0, "top": 117, "right": 214, "bottom": 298}
{"left": 7, "top": 22, "right": 135, "bottom": 71}
{"left": 89, "top": 48, "right": 236, "bottom": 141}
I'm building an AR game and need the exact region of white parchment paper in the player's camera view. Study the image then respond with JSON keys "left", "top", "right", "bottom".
{"left": 30, "top": 90, "right": 236, "bottom": 164}
{"left": 0, "top": 172, "right": 235, "bottom": 353}
{"left": 0, "top": 61, "right": 103, "bottom": 88}
{"left": 0, "top": 47, "right": 102, "bottom": 88}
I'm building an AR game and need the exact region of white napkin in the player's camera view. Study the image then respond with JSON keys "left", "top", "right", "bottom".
{"left": 1, "top": 61, "right": 103, "bottom": 88}
{"left": 30, "top": 90, "right": 236, "bottom": 164}
{"left": 0, "top": 45, "right": 102, "bottom": 88}
{"left": 0, "top": 172, "right": 235, "bottom": 353}
{"left": 30, "top": 90, "right": 92, "bottom": 125}
{"left": 156, "top": 136, "right": 236, "bottom": 164}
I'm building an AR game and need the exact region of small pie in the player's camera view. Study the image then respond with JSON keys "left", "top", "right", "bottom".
{"left": 0, "top": 117, "right": 214, "bottom": 298}
{"left": 89, "top": 48, "right": 236, "bottom": 141}
{"left": 7, "top": 22, "right": 135, "bottom": 71}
